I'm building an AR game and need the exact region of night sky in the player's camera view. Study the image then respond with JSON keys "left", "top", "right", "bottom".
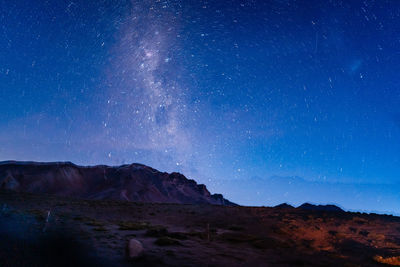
{"left": 1, "top": 0, "right": 399, "bottom": 214}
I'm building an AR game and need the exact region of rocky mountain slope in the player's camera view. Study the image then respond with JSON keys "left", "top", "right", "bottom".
{"left": 0, "top": 161, "right": 233, "bottom": 205}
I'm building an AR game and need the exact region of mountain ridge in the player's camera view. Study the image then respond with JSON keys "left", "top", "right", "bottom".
{"left": 0, "top": 161, "right": 234, "bottom": 206}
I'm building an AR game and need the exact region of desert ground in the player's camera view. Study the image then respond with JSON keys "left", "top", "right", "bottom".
{"left": 1, "top": 190, "right": 400, "bottom": 266}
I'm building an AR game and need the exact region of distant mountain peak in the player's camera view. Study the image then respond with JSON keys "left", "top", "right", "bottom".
{"left": 274, "top": 203, "right": 295, "bottom": 209}
{"left": 298, "top": 203, "right": 343, "bottom": 212}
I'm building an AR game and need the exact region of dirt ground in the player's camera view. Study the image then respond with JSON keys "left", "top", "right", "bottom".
{"left": 1, "top": 190, "right": 399, "bottom": 266}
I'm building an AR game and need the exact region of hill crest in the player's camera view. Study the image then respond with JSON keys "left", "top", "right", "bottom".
{"left": 0, "top": 161, "right": 234, "bottom": 205}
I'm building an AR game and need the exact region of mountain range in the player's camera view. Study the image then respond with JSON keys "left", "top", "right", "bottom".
{"left": 0, "top": 161, "right": 233, "bottom": 205}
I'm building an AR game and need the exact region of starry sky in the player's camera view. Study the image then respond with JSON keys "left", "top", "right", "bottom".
{"left": 1, "top": 0, "right": 399, "bottom": 214}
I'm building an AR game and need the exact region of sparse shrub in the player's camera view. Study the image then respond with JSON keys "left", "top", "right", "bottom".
{"left": 353, "top": 218, "right": 367, "bottom": 225}
{"left": 228, "top": 225, "right": 245, "bottom": 231}
{"left": 209, "top": 227, "right": 217, "bottom": 233}
{"left": 218, "top": 232, "right": 258, "bottom": 243}
{"left": 328, "top": 230, "right": 338, "bottom": 236}
{"left": 349, "top": 227, "right": 357, "bottom": 233}
{"left": 154, "top": 237, "right": 181, "bottom": 246}
{"left": 165, "top": 250, "right": 175, "bottom": 256}
{"left": 167, "top": 232, "right": 188, "bottom": 240}
{"left": 252, "top": 238, "right": 287, "bottom": 249}
{"left": 73, "top": 216, "right": 85, "bottom": 221}
{"left": 93, "top": 226, "right": 107, "bottom": 232}
{"left": 146, "top": 226, "right": 168, "bottom": 237}
{"left": 359, "top": 230, "right": 369, "bottom": 237}
{"left": 187, "top": 231, "right": 206, "bottom": 239}
{"left": 73, "top": 216, "right": 105, "bottom": 229}
{"left": 300, "top": 239, "right": 314, "bottom": 249}
{"left": 28, "top": 209, "right": 46, "bottom": 221}
{"left": 105, "top": 234, "right": 116, "bottom": 239}
{"left": 270, "top": 225, "right": 286, "bottom": 235}
{"left": 118, "top": 221, "right": 149, "bottom": 230}
{"left": 85, "top": 219, "right": 104, "bottom": 227}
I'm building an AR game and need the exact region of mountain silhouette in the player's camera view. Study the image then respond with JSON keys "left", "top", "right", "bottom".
{"left": 0, "top": 161, "right": 234, "bottom": 205}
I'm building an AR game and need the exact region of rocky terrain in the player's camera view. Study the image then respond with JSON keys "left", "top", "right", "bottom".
{"left": 0, "top": 161, "right": 232, "bottom": 205}
{"left": 1, "top": 190, "right": 400, "bottom": 266}
{"left": 1, "top": 161, "right": 400, "bottom": 266}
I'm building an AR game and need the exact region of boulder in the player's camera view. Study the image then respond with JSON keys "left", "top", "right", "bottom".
{"left": 126, "top": 239, "right": 144, "bottom": 259}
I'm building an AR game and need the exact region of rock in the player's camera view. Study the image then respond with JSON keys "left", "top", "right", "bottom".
{"left": 126, "top": 239, "right": 144, "bottom": 259}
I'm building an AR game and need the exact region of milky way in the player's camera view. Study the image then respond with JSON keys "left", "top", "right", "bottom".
{"left": 102, "top": 1, "right": 191, "bottom": 162}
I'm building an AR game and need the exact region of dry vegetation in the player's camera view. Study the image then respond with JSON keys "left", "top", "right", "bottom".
{"left": 1, "top": 190, "right": 400, "bottom": 266}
